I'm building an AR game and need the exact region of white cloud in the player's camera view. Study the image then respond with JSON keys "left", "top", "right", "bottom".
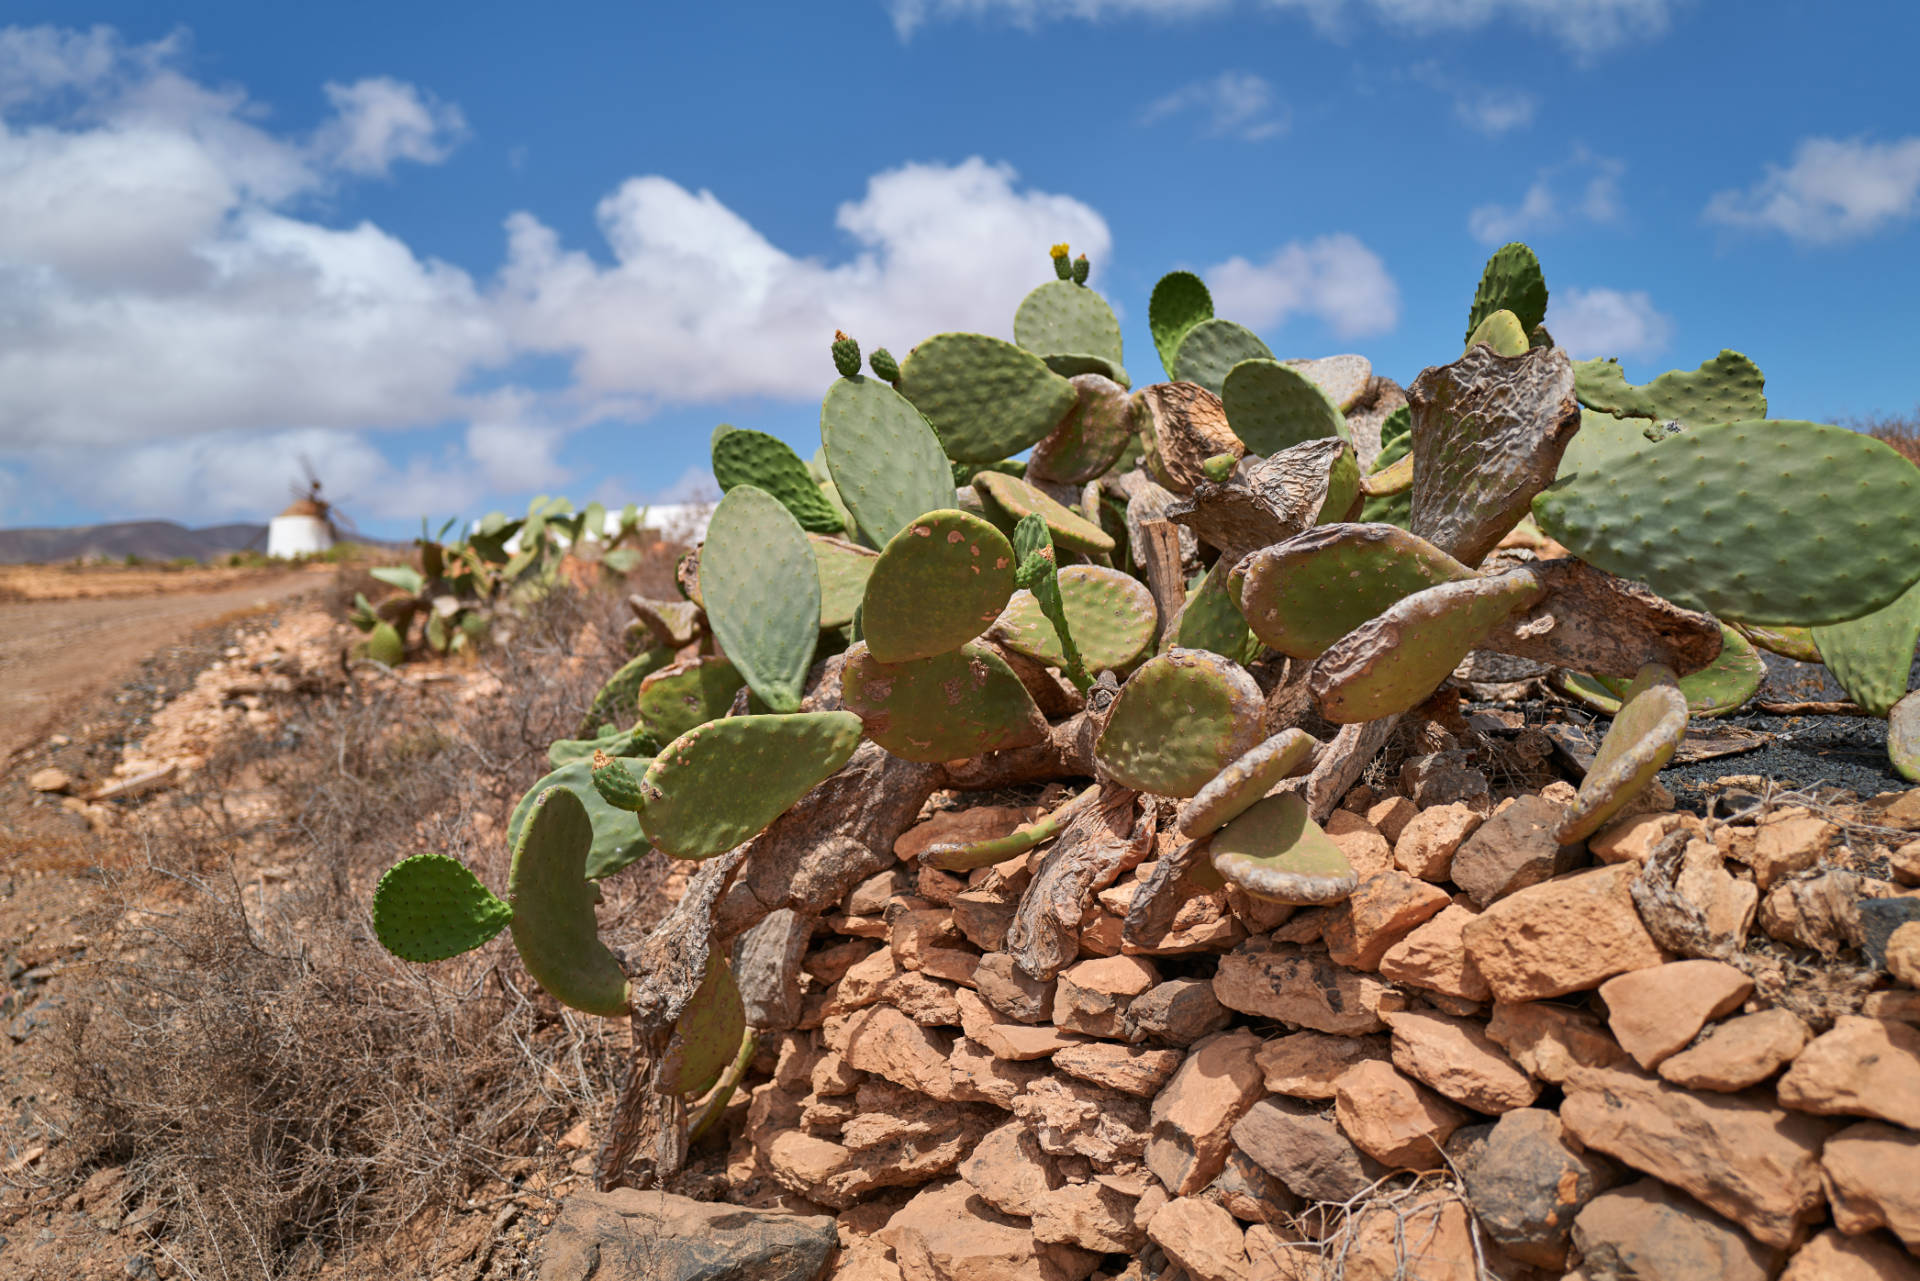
{"left": 1547, "top": 286, "right": 1672, "bottom": 360}
{"left": 1408, "top": 65, "right": 1535, "bottom": 135}
{"left": 888, "top": 0, "right": 1228, "bottom": 39}
{"left": 495, "top": 157, "right": 1111, "bottom": 409}
{"left": 1141, "top": 72, "right": 1288, "bottom": 141}
{"left": 315, "top": 77, "right": 468, "bottom": 177}
{"left": 1704, "top": 136, "right": 1920, "bottom": 246}
{"left": 1468, "top": 146, "right": 1622, "bottom": 243}
{"left": 1204, "top": 233, "right": 1400, "bottom": 339}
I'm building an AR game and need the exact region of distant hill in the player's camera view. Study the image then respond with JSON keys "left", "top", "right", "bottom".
{"left": 0, "top": 520, "right": 268, "bottom": 565}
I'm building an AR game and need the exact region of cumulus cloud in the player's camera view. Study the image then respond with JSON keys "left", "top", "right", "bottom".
{"left": 315, "top": 76, "right": 468, "bottom": 177}
{"left": 1205, "top": 233, "right": 1400, "bottom": 339}
{"left": 1468, "top": 146, "right": 1623, "bottom": 243}
{"left": 495, "top": 157, "right": 1111, "bottom": 409}
{"left": 1547, "top": 286, "right": 1672, "bottom": 360}
{"left": 1704, "top": 136, "right": 1920, "bottom": 245}
{"left": 1140, "top": 72, "right": 1288, "bottom": 141}
{"left": 1408, "top": 63, "right": 1534, "bottom": 135}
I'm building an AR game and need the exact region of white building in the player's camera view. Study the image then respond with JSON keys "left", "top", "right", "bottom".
{"left": 266, "top": 497, "right": 335, "bottom": 558}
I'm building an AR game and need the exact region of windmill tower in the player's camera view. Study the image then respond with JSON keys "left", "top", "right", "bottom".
{"left": 267, "top": 459, "right": 353, "bottom": 558}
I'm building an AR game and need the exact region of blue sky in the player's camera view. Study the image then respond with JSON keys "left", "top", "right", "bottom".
{"left": 0, "top": 1, "right": 1916, "bottom": 537}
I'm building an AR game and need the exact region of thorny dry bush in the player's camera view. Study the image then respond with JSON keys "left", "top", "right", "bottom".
{"left": 37, "top": 573, "right": 678, "bottom": 1281}
{"left": 1858, "top": 406, "right": 1920, "bottom": 466}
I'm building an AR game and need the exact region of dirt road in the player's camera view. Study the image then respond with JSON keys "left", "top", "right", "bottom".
{"left": 0, "top": 570, "right": 322, "bottom": 762}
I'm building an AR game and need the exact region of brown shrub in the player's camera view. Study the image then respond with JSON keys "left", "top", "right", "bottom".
{"left": 1855, "top": 406, "right": 1920, "bottom": 466}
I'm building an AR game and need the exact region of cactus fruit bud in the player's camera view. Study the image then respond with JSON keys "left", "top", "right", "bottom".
{"left": 591, "top": 750, "right": 649, "bottom": 812}
{"left": 1050, "top": 244, "right": 1073, "bottom": 280}
{"left": 869, "top": 347, "right": 900, "bottom": 383}
{"left": 1202, "top": 452, "right": 1237, "bottom": 483}
{"left": 1072, "top": 254, "right": 1090, "bottom": 286}
{"left": 831, "top": 330, "right": 861, "bottom": 377}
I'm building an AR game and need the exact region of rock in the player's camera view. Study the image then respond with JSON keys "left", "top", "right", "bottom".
{"left": 1399, "top": 751, "right": 1491, "bottom": 813}
{"left": 880, "top": 1180, "right": 1101, "bottom": 1281}
{"left": 952, "top": 888, "right": 1020, "bottom": 953}
{"left": 1461, "top": 864, "right": 1667, "bottom": 1002}
{"left": 805, "top": 939, "right": 875, "bottom": 987}
{"left": 1203, "top": 1148, "right": 1301, "bottom": 1224}
{"left": 1723, "top": 809, "right": 1836, "bottom": 890}
{"left": 1145, "top": 1197, "right": 1252, "bottom": 1281}
{"left": 1375, "top": 902, "right": 1492, "bottom": 1001}
{"left": 1558, "top": 1064, "right": 1831, "bottom": 1249}
{"left": 1451, "top": 794, "right": 1587, "bottom": 907}
{"left": 1213, "top": 940, "right": 1391, "bottom": 1035}
{"left": 1052, "top": 1041, "right": 1183, "bottom": 1097}
{"left": 1675, "top": 838, "right": 1760, "bottom": 943}
{"left": 27, "top": 767, "right": 70, "bottom": 794}
{"left": 1777, "top": 1016, "right": 1920, "bottom": 1128}
{"left": 1384, "top": 1008, "right": 1538, "bottom": 1113}
{"left": 972, "top": 952, "right": 1055, "bottom": 1024}
{"left": 832, "top": 948, "right": 905, "bottom": 1014}
{"left": 1145, "top": 1028, "right": 1266, "bottom": 1196}
{"left": 1007, "top": 1074, "right": 1151, "bottom": 1166}
{"left": 1861, "top": 897, "right": 1920, "bottom": 970}
{"left": 955, "top": 989, "right": 1087, "bottom": 1062}
{"left": 1866, "top": 989, "right": 1920, "bottom": 1023}
{"left": 842, "top": 1006, "right": 964, "bottom": 1100}
{"left": 1450, "top": 1108, "right": 1614, "bottom": 1269}
{"left": 1333, "top": 1060, "right": 1467, "bottom": 1172}
{"left": 1597, "top": 959, "right": 1754, "bottom": 1069}
{"left": 918, "top": 948, "right": 980, "bottom": 988}
{"left": 1054, "top": 955, "right": 1158, "bottom": 1039}
{"left": 1128, "top": 977, "right": 1232, "bottom": 1046}
{"left": 1321, "top": 872, "right": 1450, "bottom": 971}
{"left": 1232, "top": 1095, "right": 1383, "bottom": 1203}
{"left": 1031, "top": 1179, "right": 1146, "bottom": 1254}
{"left": 1891, "top": 921, "right": 1920, "bottom": 987}
{"left": 1392, "top": 803, "right": 1485, "bottom": 882}
{"left": 1324, "top": 810, "right": 1393, "bottom": 879}
{"left": 878, "top": 972, "right": 963, "bottom": 1027}
{"left": 947, "top": 1037, "right": 1049, "bottom": 1108}
{"left": 1821, "top": 1121, "right": 1920, "bottom": 1252}
{"left": 1484, "top": 1000, "right": 1628, "bottom": 1084}
{"left": 960, "top": 1121, "right": 1060, "bottom": 1217}
{"left": 1780, "top": 1229, "right": 1920, "bottom": 1281}
{"left": 1366, "top": 795, "right": 1419, "bottom": 845}
{"left": 1255, "top": 1030, "right": 1390, "bottom": 1100}
{"left": 1570, "top": 1180, "right": 1777, "bottom": 1281}
{"left": 1589, "top": 810, "right": 1704, "bottom": 865}
{"left": 1759, "top": 868, "right": 1890, "bottom": 954}
{"left": 1893, "top": 838, "right": 1920, "bottom": 887}
{"left": 848, "top": 868, "right": 911, "bottom": 917}
{"left": 538, "top": 1188, "right": 838, "bottom": 1281}
{"left": 896, "top": 806, "right": 1042, "bottom": 863}
{"left": 1657, "top": 1008, "right": 1809, "bottom": 1092}
{"left": 1337, "top": 1194, "right": 1480, "bottom": 1281}
{"left": 811, "top": 1051, "right": 865, "bottom": 1097}
{"left": 891, "top": 908, "right": 964, "bottom": 972}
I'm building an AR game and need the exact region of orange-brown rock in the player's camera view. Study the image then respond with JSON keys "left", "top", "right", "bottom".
{"left": 1232, "top": 1096, "right": 1383, "bottom": 1203}
{"left": 955, "top": 989, "right": 1087, "bottom": 1062}
{"left": 1589, "top": 810, "right": 1704, "bottom": 865}
{"left": 1484, "top": 1000, "right": 1627, "bottom": 1083}
{"left": 1460, "top": 863, "right": 1667, "bottom": 1002}
{"left": 1255, "top": 1030, "right": 1390, "bottom": 1100}
{"left": 1203, "top": 1148, "right": 1300, "bottom": 1224}
{"left": 1322, "top": 872, "right": 1450, "bottom": 971}
{"left": 1367, "top": 795, "right": 1419, "bottom": 845}
{"left": 1007, "top": 1074, "right": 1151, "bottom": 1166}
{"left": 1384, "top": 1008, "right": 1538, "bottom": 1113}
{"left": 1558, "top": 1064, "right": 1831, "bottom": 1248}
{"left": 1053, "top": 955, "right": 1158, "bottom": 1040}
{"left": 879, "top": 1179, "right": 1101, "bottom": 1281}
{"left": 1051, "top": 1041, "right": 1183, "bottom": 1097}
{"left": 1337, "top": 1191, "right": 1478, "bottom": 1281}
{"left": 840, "top": 1006, "right": 964, "bottom": 1101}
{"left": 1451, "top": 793, "right": 1587, "bottom": 907}
{"left": 1657, "top": 1008, "right": 1809, "bottom": 1092}
{"left": 1570, "top": 1179, "right": 1778, "bottom": 1281}
{"left": 1376, "top": 902, "right": 1492, "bottom": 1001}
{"left": 1128, "top": 977, "right": 1233, "bottom": 1046}
{"left": 890, "top": 908, "right": 965, "bottom": 972}
{"left": 1597, "top": 959, "right": 1754, "bottom": 1069}
{"left": 959, "top": 1120, "right": 1060, "bottom": 1217}
{"left": 1720, "top": 808, "right": 1836, "bottom": 889}
{"left": 1213, "top": 940, "right": 1391, "bottom": 1035}
{"left": 1777, "top": 1016, "right": 1920, "bottom": 1128}
{"left": 1145, "top": 1196, "right": 1253, "bottom": 1281}
{"left": 1030, "top": 1179, "right": 1146, "bottom": 1254}
{"left": 1820, "top": 1120, "right": 1920, "bottom": 1252}
{"left": 1332, "top": 1060, "right": 1468, "bottom": 1172}
{"left": 947, "top": 1037, "right": 1048, "bottom": 1109}
{"left": 1392, "top": 802, "right": 1484, "bottom": 882}
{"left": 1893, "top": 837, "right": 1920, "bottom": 886}
{"left": 972, "top": 951, "right": 1054, "bottom": 1024}
{"left": 1145, "top": 1028, "right": 1266, "bottom": 1196}
{"left": 1325, "top": 809, "right": 1393, "bottom": 879}
{"left": 1779, "top": 1228, "right": 1920, "bottom": 1280}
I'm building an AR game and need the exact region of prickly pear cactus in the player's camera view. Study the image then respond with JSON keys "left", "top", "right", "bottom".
{"left": 862, "top": 510, "right": 1016, "bottom": 663}
{"left": 1465, "top": 309, "right": 1529, "bottom": 357}
{"left": 1555, "top": 664, "right": 1687, "bottom": 844}
{"left": 897, "top": 333, "right": 1079, "bottom": 463}
{"left": 636, "top": 656, "right": 748, "bottom": 744}
{"left": 1209, "top": 793, "right": 1356, "bottom": 905}
{"left": 639, "top": 713, "right": 863, "bottom": 859}
{"left": 820, "top": 372, "right": 955, "bottom": 547}
{"left": 1149, "top": 270, "right": 1213, "bottom": 379}
{"left": 1094, "top": 649, "right": 1264, "bottom": 796}
{"left": 1232, "top": 523, "right": 1473, "bottom": 659}
{"left": 992, "top": 564, "right": 1156, "bottom": 674}
{"left": 506, "top": 787, "right": 632, "bottom": 1017}
{"left": 1574, "top": 350, "right": 1766, "bottom": 426}
{"left": 1221, "top": 359, "right": 1349, "bottom": 455}
{"left": 1463, "top": 242, "right": 1548, "bottom": 346}
{"left": 1179, "top": 729, "right": 1318, "bottom": 838}
{"left": 1015, "top": 269, "right": 1124, "bottom": 373}
{"left": 1028, "top": 374, "right": 1135, "bottom": 485}
{"left": 840, "top": 641, "right": 1049, "bottom": 762}
{"left": 1171, "top": 319, "right": 1275, "bottom": 397}
{"left": 972, "top": 470, "right": 1115, "bottom": 555}
{"left": 372, "top": 853, "right": 513, "bottom": 963}
{"left": 701, "top": 485, "right": 820, "bottom": 713}
{"left": 1811, "top": 579, "right": 1920, "bottom": 717}
{"left": 712, "top": 427, "right": 846, "bottom": 534}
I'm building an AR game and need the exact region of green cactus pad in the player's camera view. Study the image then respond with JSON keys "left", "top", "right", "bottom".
{"left": 1095, "top": 648, "right": 1265, "bottom": 797}
{"left": 820, "top": 375, "right": 955, "bottom": 547}
{"left": 636, "top": 655, "right": 748, "bottom": 744}
{"left": 701, "top": 485, "right": 820, "bottom": 713}
{"left": 832, "top": 331, "right": 862, "bottom": 377}
{"left": 711, "top": 429, "right": 847, "bottom": 535}
{"left": 1465, "top": 309, "right": 1530, "bottom": 357}
{"left": 1891, "top": 691, "right": 1920, "bottom": 782}
{"left": 1028, "top": 373, "right": 1135, "bottom": 484}
{"left": 972, "top": 470, "right": 1115, "bottom": 555}
{"left": 508, "top": 758, "right": 653, "bottom": 881}
{"left": 629, "top": 596, "right": 706, "bottom": 649}
{"left": 548, "top": 724, "right": 649, "bottom": 768}
{"left": 1561, "top": 623, "right": 1765, "bottom": 718}
{"left": 591, "top": 751, "right": 650, "bottom": 812}
{"left": 1041, "top": 352, "right": 1129, "bottom": 388}
{"left": 1532, "top": 420, "right": 1920, "bottom": 626}
{"left": 1015, "top": 279, "right": 1124, "bottom": 369}
{"left": 1171, "top": 319, "right": 1276, "bottom": 396}
{"left": 1172, "top": 556, "right": 1259, "bottom": 663}
{"left": 1179, "top": 729, "right": 1318, "bottom": 839}
{"left": 1812, "top": 579, "right": 1920, "bottom": 717}
{"left": 1208, "top": 792, "right": 1356, "bottom": 906}
{"left": 1574, "top": 350, "right": 1766, "bottom": 425}
{"left": 811, "top": 535, "right": 880, "bottom": 628}
{"left": 372, "top": 853, "right": 513, "bottom": 963}
{"left": 1409, "top": 344, "right": 1581, "bottom": 567}
{"left": 862, "top": 509, "right": 1017, "bottom": 662}
{"left": 992, "top": 564, "right": 1157, "bottom": 673}
{"left": 869, "top": 347, "right": 900, "bottom": 383}
{"left": 668, "top": 953, "right": 748, "bottom": 1096}
{"left": 840, "top": 641, "right": 1049, "bottom": 763}
{"left": 1555, "top": 664, "right": 1688, "bottom": 844}
{"left": 639, "top": 712, "right": 863, "bottom": 859}
{"left": 1732, "top": 622, "right": 1822, "bottom": 664}
{"left": 1231, "top": 523, "right": 1474, "bottom": 659}
{"left": 506, "top": 787, "right": 632, "bottom": 1018}
{"left": 897, "top": 333, "right": 1079, "bottom": 463}
{"left": 1312, "top": 568, "right": 1547, "bottom": 723}
{"left": 1556, "top": 409, "right": 1661, "bottom": 481}
{"left": 579, "top": 646, "right": 677, "bottom": 738}
{"left": 1464, "top": 242, "right": 1548, "bottom": 346}
{"left": 1221, "top": 359, "right": 1349, "bottom": 456}
{"left": 1149, "top": 270, "right": 1213, "bottom": 379}
{"left": 364, "top": 621, "right": 405, "bottom": 666}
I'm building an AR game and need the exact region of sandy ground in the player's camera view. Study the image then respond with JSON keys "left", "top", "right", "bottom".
{"left": 0, "top": 570, "right": 322, "bottom": 762}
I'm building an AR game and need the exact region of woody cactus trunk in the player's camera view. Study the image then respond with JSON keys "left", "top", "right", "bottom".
{"left": 369, "top": 241, "right": 1920, "bottom": 1189}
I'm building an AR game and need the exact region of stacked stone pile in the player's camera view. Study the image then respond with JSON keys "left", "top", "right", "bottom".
{"left": 715, "top": 771, "right": 1920, "bottom": 1281}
